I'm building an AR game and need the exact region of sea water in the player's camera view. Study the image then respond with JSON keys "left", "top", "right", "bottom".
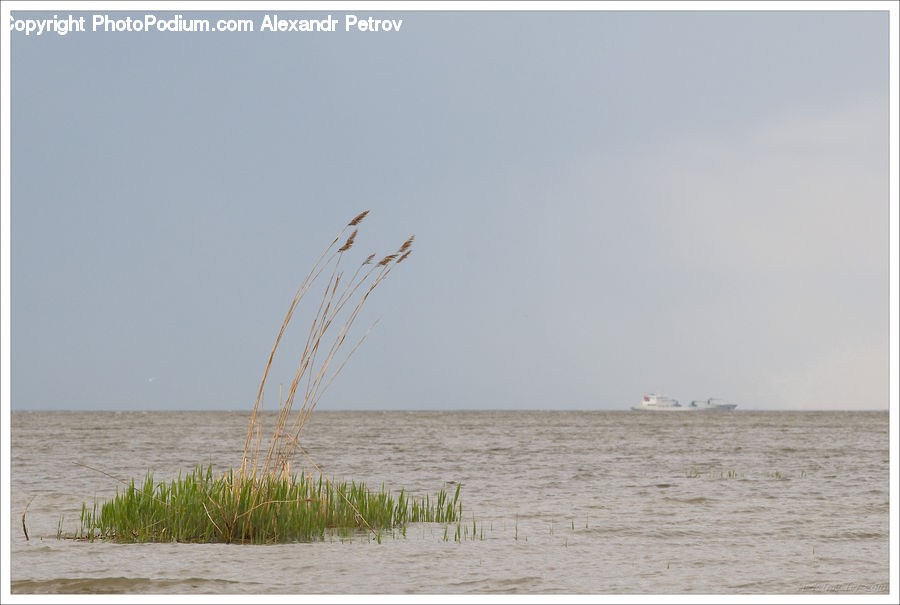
{"left": 9, "top": 410, "right": 890, "bottom": 594}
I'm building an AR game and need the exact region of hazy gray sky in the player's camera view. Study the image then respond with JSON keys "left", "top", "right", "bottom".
{"left": 8, "top": 9, "right": 891, "bottom": 410}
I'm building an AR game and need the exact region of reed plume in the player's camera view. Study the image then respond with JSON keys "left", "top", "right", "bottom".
{"left": 348, "top": 210, "right": 369, "bottom": 226}
{"left": 338, "top": 229, "right": 357, "bottom": 252}
{"left": 398, "top": 235, "right": 414, "bottom": 253}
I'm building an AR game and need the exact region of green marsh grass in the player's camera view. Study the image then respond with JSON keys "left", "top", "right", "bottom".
{"left": 78, "top": 466, "right": 460, "bottom": 544}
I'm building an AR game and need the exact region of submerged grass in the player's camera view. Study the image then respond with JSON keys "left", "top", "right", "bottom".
{"left": 79, "top": 466, "right": 461, "bottom": 544}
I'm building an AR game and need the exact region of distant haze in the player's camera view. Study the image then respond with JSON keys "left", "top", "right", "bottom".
{"left": 9, "top": 10, "right": 890, "bottom": 411}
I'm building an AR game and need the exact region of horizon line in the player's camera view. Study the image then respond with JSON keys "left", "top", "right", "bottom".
{"left": 8, "top": 407, "right": 891, "bottom": 413}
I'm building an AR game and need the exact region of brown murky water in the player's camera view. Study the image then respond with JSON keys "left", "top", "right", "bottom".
{"left": 9, "top": 410, "right": 890, "bottom": 594}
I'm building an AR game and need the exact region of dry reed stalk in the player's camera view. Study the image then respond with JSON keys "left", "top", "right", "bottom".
{"left": 284, "top": 269, "right": 395, "bottom": 458}
{"left": 22, "top": 496, "right": 35, "bottom": 541}
{"left": 263, "top": 260, "right": 354, "bottom": 473}
{"left": 239, "top": 238, "right": 342, "bottom": 478}
{"left": 241, "top": 212, "right": 414, "bottom": 483}
{"left": 239, "top": 212, "right": 381, "bottom": 479}
{"left": 282, "top": 258, "right": 403, "bottom": 452}
{"left": 73, "top": 462, "right": 171, "bottom": 508}
{"left": 264, "top": 267, "right": 365, "bottom": 474}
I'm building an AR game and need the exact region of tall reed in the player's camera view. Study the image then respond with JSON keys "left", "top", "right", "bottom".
{"left": 239, "top": 211, "right": 415, "bottom": 482}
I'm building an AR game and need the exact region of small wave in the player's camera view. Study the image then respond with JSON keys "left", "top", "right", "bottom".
{"left": 833, "top": 531, "right": 886, "bottom": 540}
{"left": 446, "top": 574, "right": 547, "bottom": 593}
{"left": 485, "top": 576, "right": 545, "bottom": 592}
{"left": 662, "top": 496, "right": 713, "bottom": 504}
{"left": 12, "top": 576, "right": 244, "bottom": 594}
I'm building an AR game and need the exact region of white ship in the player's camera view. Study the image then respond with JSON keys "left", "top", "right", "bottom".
{"left": 631, "top": 393, "right": 737, "bottom": 411}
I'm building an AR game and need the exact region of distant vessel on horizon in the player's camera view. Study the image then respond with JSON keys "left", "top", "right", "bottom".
{"left": 631, "top": 393, "right": 737, "bottom": 412}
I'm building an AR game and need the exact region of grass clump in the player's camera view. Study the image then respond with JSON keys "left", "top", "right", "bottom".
{"left": 79, "top": 466, "right": 461, "bottom": 544}
{"left": 73, "top": 212, "right": 462, "bottom": 543}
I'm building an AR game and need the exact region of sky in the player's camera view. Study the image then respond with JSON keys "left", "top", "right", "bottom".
{"left": 4, "top": 6, "right": 895, "bottom": 411}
